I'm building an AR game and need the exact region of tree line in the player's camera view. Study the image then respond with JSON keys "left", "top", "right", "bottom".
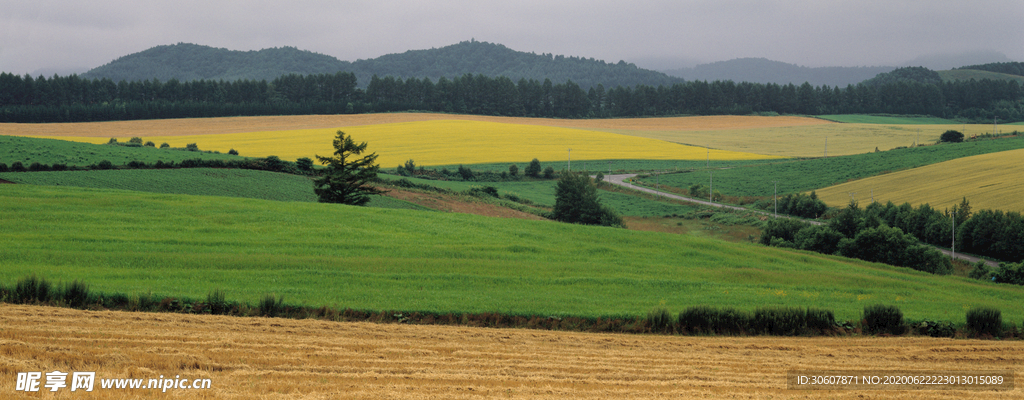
{"left": 761, "top": 197, "right": 1024, "bottom": 278}
{"left": 1, "top": 68, "right": 1021, "bottom": 123}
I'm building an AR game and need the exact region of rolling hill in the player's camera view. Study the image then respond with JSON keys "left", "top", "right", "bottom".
{"left": 662, "top": 58, "right": 894, "bottom": 87}
{"left": 80, "top": 40, "right": 683, "bottom": 89}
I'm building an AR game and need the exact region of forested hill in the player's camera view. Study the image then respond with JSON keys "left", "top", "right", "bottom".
{"left": 347, "top": 40, "right": 682, "bottom": 90}
{"left": 662, "top": 58, "right": 895, "bottom": 87}
{"left": 79, "top": 41, "right": 682, "bottom": 89}
{"left": 954, "top": 62, "right": 1024, "bottom": 77}
{"left": 81, "top": 44, "right": 352, "bottom": 82}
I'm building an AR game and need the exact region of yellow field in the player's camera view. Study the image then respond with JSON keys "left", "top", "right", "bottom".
{"left": 8, "top": 119, "right": 780, "bottom": 166}
{"left": 815, "top": 148, "right": 1024, "bottom": 213}
{"left": 600, "top": 123, "right": 1007, "bottom": 158}
{"left": 1, "top": 113, "right": 1006, "bottom": 162}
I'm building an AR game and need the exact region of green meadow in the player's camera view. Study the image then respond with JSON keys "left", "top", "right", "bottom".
{"left": 2, "top": 184, "right": 1021, "bottom": 323}
{"left": 0, "top": 135, "right": 247, "bottom": 167}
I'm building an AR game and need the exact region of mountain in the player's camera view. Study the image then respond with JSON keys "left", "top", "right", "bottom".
{"left": 661, "top": 58, "right": 895, "bottom": 87}
{"left": 81, "top": 43, "right": 352, "bottom": 82}
{"left": 80, "top": 41, "right": 683, "bottom": 89}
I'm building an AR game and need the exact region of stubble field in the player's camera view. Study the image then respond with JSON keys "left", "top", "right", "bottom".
{"left": 2, "top": 304, "right": 1020, "bottom": 399}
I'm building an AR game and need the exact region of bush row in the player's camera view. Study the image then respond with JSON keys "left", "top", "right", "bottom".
{"left": 0, "top": 155, "right": 316, "bottom": 176}
{"left": 1, "top": 275, "right": 1016, "bottom": 338}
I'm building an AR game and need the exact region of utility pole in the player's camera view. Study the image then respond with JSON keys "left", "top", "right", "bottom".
{"left": 567, "top": 148, "right": 571, "bottom": 172}
{"left": 952, "top": 210, "right": 957, "bottom": 260}
{"left": 773, "top": 180, "right": 778, "bottom": 218}
{"left": 709, "top": 171, "right": 713, "bottom": 203}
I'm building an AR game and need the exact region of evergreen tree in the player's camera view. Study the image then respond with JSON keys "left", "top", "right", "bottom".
{"left": 313, "top": 130, "right": 385, "bottom": 206}
{"left": 552, "top": 172, "right": 622, "bottom": 227}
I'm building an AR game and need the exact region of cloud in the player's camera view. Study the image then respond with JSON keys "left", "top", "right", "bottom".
{"left": 0, "top": 0, "right": 1020, "bottom": 75}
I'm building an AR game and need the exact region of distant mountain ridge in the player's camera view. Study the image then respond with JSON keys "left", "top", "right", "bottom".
{"left": 662, "top": 58, "right": 895, "bottom": 87}
{"left": 81, "top": 41, "right": 683, "bottom": 90}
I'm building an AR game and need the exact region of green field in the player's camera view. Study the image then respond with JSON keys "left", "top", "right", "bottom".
{"left": 378, "top": 174, "right": 701, "bottom": 217}
{"left": 2, "top": 184, "right": 1021, "bottom": 323}
{"left": 644, "top": 135, "right": 1024, "bottom": 198}
{"left": 0, "top": 135, "right": 248, "bottom": 167}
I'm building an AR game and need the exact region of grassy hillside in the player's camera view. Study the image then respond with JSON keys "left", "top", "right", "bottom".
{"left": 0, "top": 135, "right": 247, "bottom": 167}
{"left": 646, "top": 135, "right": 1024, "bottom": 198}
{"left": 2, "top": 184, "right": 1021, "bottom": 323}
{"left": 815, "top": 148, "right": 1024, "bottom": 213}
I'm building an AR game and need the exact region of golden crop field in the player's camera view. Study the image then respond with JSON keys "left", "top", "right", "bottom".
{"left": 7, "top": 119, "right": 780, "bottom": 166}
{"left": 1, "top": 113, "right": 1006, "bottom": 161}
{"left": 814, "top": 148, "right": 1024, "bottom": 213}
{"left": 3, "top": 304, "right": 1021, "bottom": 399}
{"left": 599, "top": 123, "right": 1008, "bottom": 158}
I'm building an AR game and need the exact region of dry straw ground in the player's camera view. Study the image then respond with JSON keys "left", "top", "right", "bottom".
{"left": 2, "top": 304, "right": 1020, "bottom": 399}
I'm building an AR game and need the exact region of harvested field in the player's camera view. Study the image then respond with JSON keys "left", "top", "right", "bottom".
{"left": 2, "top": 304, "right": 1020, "bottom": 399}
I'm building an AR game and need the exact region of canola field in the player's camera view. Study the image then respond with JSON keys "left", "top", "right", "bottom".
{"left": 814, "top": 148, "right": 1024, "bottom": 213}
{"left": 8, "top": 119, "right": 780, "bottom": 166}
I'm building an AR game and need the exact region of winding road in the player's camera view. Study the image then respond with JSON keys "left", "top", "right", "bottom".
{"left": 603, "top": 173, "right": 999, "bottom": 268}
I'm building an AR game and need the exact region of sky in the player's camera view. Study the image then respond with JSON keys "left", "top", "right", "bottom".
{"left": 1, "top": 0, "right": 1021, "bottom": 75}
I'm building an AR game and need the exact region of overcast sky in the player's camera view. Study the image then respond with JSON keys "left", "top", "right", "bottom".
{"left": 2, "top": 0, "right": 1021, "bottom": 75}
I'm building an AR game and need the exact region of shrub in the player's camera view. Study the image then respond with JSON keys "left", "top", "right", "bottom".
{"left": 0, "top": 163, "right": 7, "bottom": 172}
{"left": 940, "top": 130, "right": 964, "bottom": 143}
{"left": 227, "top": 148, "right": 239, "bottom": 155}
{"left": 647, "top": 307, "right": 674, "bottom": 333}
{"left": 508, "top": 164, "right": 519, "bottom": 177}
{"left": 543, "top": 166, "right": 555, "bottom": 179}
{"left": 160, "top": 143, "right": 170, "bottom": 149}
{"left": 186, "top": 143, "right": 199, "bottom": 152}
{"left": 295, "top": 157, "right": 313, "bottom": 173}
{"left": 206, "top": 289, "right": 227, "bottom": 314}
{"left": 679, "top": 306, "right": 751, "bottom": 335}
{"left": 107, "top": 138, "right": 118, "bottom": 145}
{"left": 863, "top": 304, "right": 904, "bottom": 335}
{"left": 145, "top": 141, "right": 156, "bottom": 147}
{"left": 525, "top": 158, "right": 542, "bottom": 178}
{"left": 259, "top": 293, "right": 283, "bottom": 317}
{"left": 14, "top": 274, "right": 52, "bottom": 304}
{"left": 457, "top": 164, "right": 474, "bottom": 180}
{"left": 62, "top": 280, "right": 91, "bottom": 308}
{"left": 28, "top": 162, "right": 48, "bottom": 171}
{"left": 11, "top": 161, "right": 27, "bottom": 172}
{"left": 96, "top": 160, "right": 114, "bottom": 170}
{"left": 752, "top": 307, "right": 805, "bottom": 336}
{"left": 805, "top": 308, "right": 836, "bottom": 331}
{"left": 966, "top": 307, "right": 1002, "bottom": 337}
{"left": 126, "top": 160, "right": 147, "bottom": 169}
{"left": 51, "top": 163, "right": 67, "bottom": 171}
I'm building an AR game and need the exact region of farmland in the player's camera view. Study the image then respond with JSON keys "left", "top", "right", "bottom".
{"left": 3, "top": 184, "right": 1023, "bottom": 324}
{"left": 637, "top": 134, "right": 1024, "bottom": 199}
{"left": 815, "top": 148, "right": 1024, "bottom": 213}
{"left": 2, "top": 117, "right": 784, "bottom": 166}
{"left": 4, "top": 304, "right": 1022, "bottom": 399}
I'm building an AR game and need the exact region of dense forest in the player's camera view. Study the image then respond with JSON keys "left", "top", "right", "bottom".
{"left": 955, "top": 62, "right": 1024, "bottom": 77}
{"left": 80, "top": 41, "right": 682, "bottom": 90}
{"left": 1, "top": 65, "right": 1021, "bottom": 123}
